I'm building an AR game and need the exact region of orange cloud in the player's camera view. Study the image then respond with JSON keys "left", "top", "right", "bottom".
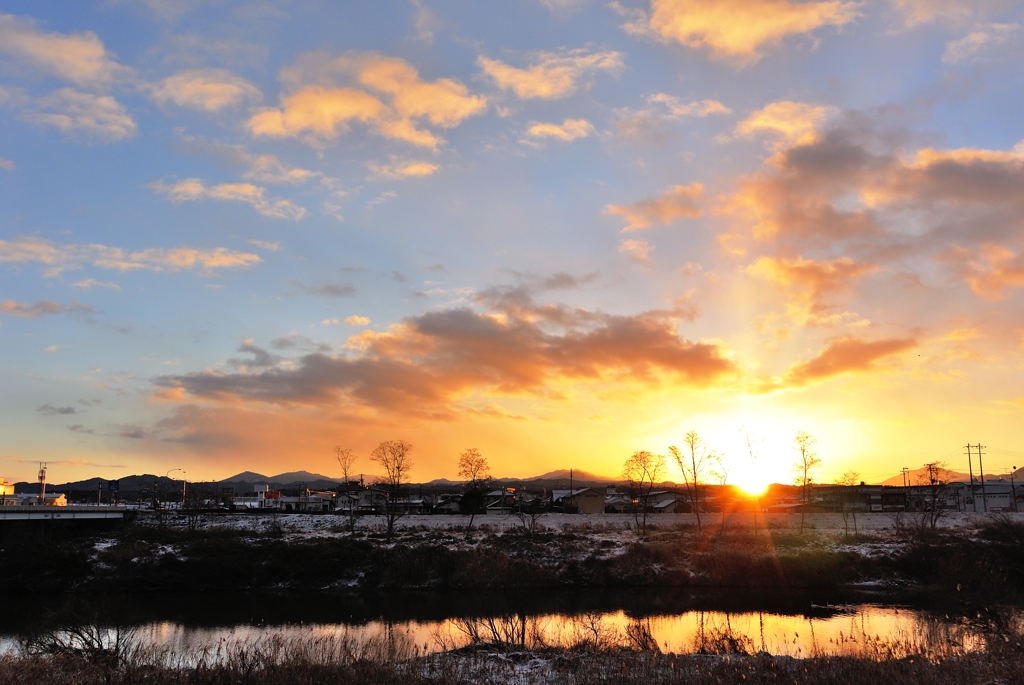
{"left": 607, "top": 183, "right": 704, "bottom": 231}
{"left": 647, "top": 0, "right": 859, "bottom": 64}
{"left": 478, "top": 49, "right": 622, "bottom": 99}
{"left": 776, "top": 336, "right": 918, "bottom": 388}
{"left": 366, "top": 158, "right": 439, "bottom": 180}
{"left": 250, "top": 52, "right": 486, "bottom": 148}
{"left": 949, "top": 244, "right": 1024, "bottom": 300}
{"left": 735, "top": 101, "right": 838, "bottom": 149}
{"left": 748, "top": 255, "right": 878, "bottom": 312}
{"left": 155, "top": 298, "right": 734, "bottom": 416}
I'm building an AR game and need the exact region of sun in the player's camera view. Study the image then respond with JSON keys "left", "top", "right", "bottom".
{"left": 733, "top": 473, "right": 771, "bottom": 497}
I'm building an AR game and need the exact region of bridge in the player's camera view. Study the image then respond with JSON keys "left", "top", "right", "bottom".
{"left": 0, "top": 505, "right": 126, "bottom": 521}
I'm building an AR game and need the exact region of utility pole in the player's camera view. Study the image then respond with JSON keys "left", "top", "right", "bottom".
{"left": 966, "top": 444, "right": 976, "bottom": 513}
{"left": 37, "top": 463, "right": 47, "bottom": 506}
{"left": 1011, "top": 466, "right": 1017, "bottom": 514}
{"left": 977, "top": 444, "right": 988, "bottom": 513}
{"left": 901, "top": 467, "right": 910, "bottom": 511}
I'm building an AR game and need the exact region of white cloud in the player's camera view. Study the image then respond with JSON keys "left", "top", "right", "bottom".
{"left": 0, "top": 13, "right": 131, "bottom": 88}
{"left": 73, "top": 278, "right": 120, "bottom": 290}
{"left": 148, "top": 178, "right": 309, "bottom": 220}
{"left": 366, "top": 191, "right": 397, "bottom": 208}
{"left": 619, "top": 238, "right": 653, "bottom": 264}
{"left": 647, "top": 93, "right": 731, "bottom": 117}
{"left": 0, "top": 235, "right": 261, "bottom": 277}
{"left": 942, "top": 23, "right": 1019, "bottom": 63}
{"left": 26, "top": 88, "right": 136, "bottom": 142}
{"left": 0, "top": 158, "right": 13, "bottom": 170}
{"left": 150, "top": 68, "right": 262, "bottom": 111}
{"left": 246, "top": 240, "right": 282, "bottom": 252}
{"left": 524, "top": 118, "right": 595, "bottom": 142}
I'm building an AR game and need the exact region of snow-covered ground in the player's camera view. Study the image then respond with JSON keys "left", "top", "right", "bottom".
{"left": 139, "top": 510, "right": 1022, "bottom": 540}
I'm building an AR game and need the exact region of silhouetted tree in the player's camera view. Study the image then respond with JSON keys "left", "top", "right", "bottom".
{"left": 623, "top": 450, "right": 666, "bottom": 536}
{"left": 184, "top": 480, "right": 206, "bottom": 532}
{"left": 835, "top": 470, "right": 860, "bottom": 537}
{"left": 457, "top": 448, "right": 490, "bottom": 528}
{"left": 370, "top": 440, "right": 413, "bottom": 540}
{"left": 793, "top": 431, "right": 821, "bottom": 534}
{"left": 919, "top": 461, "right": 951, "bottom": 530}
{"left": 710, "top": 453, "right": 730, "bottom": 534}
{"left": 334, "top": 445, "right": 358, "bottom": 535}
{"left": 740, "top": 426, "right": 763, "bottom": 529}
{"left": 670, "top": 430, "right": 712, "bottom": 530}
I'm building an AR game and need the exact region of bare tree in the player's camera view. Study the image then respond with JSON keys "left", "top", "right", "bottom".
{"left": 370, "top": 440, "right": 413, "bottom": 540}
{"left": 516, "top": 493, "right": 547, "bottom": 534}
{"left": 334, "top": 445, "right": 358, "bottom": 535}
{"left": 669, "top": 430, "right": 711, "bottom": 530}
{"left": 710, "top": 452, "right": 730, "bottom": 534}
{"left": 740, "top": 426, "right": 763, "bottom": 529}
{"left": 622, "top": 450, "right": 666, "bottom": 537}
{"left": 792, "top": 431, "right": 821, "bottom": 535}
{"left": 919, "top": 461, "right": 950, "bottom": 530}
{"left": 835, "top": 470, "right": 860, "bottom": 537}
{"left": 184, "top": 480, "right": 206, "bottom": 533}
{"left": 457, "top": 447, "right": 491, "bottom": 528}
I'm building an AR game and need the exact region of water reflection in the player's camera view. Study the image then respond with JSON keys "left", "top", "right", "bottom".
{"left": 41, "top": 605, "right": 979, "bottom": 664}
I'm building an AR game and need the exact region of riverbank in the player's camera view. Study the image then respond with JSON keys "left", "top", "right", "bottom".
{"left": 3, "top": 633, "right": 1023, "bottom": 685}
{"left": 2, "top": 512, "right": 1023, "bottom": 602}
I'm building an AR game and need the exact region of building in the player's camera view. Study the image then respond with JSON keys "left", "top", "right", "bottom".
{"left": 948, "top": 481, "right": 1019, "bottom": 513}
{"left": 817, "top": 484, "right": 908, "bottom": 512}
{"left": 0, "top": 478, "right": 13, "bottom": 497}
{"left": 2, "top": 492, "right": 68, "bottom": 507}
{"left": 432, "top": 495, "right": 462, "bottom": 514}
{"left": 552, "top": 488, "right": 605, "bottom": 514}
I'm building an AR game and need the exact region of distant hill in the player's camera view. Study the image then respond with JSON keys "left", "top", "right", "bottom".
{"left": 874, "top": 466, "right": 1024, "bottom": 486}
{"left": 527, "top": 469, "right": 617, "bottom": 483}
{"left": 221, "top": 470, "right": 339, "bottom": 484}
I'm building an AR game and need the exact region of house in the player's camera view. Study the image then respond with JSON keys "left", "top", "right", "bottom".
{"left": 484, "top": 488, "right": 517, "bottom": 509}
{"left": 357, "top": 488, "right": 388, "bottom": 513}
{"left": 432, "top": 495, "right": 462, "bottom": 514}
{"left": 604, "top": 494, "right": 634, "bottom": 513}
{"left": 551, "top": 488, "right": 605, "bottom": 514}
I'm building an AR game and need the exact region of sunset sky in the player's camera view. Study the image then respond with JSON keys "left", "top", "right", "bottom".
{"left": 2, "top": 0, "right": 1024, "bottom": 490}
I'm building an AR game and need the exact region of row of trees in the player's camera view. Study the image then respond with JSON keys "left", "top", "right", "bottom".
{"left": 334, "top": 441, "right": 493, "bottom": 539}
{"left": 622, "top": 430, "right": 826, "bottom": 535}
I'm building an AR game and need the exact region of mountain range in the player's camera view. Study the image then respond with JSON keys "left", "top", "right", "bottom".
{"left": 14, "top": 465, "right": 1021, "bottom": 495}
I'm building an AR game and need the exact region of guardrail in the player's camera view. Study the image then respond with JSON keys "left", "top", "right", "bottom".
{"left": 0, "top": 506, "right": 127, "bottom": 521}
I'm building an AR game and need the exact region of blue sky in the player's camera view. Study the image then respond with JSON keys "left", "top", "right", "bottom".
{"left": 3, "top": 0, "right": 1024, "bottom": 489}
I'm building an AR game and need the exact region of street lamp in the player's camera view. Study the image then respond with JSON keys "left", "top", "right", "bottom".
{"left": 167, "top": 468, "right": 185, "bottom": 508}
